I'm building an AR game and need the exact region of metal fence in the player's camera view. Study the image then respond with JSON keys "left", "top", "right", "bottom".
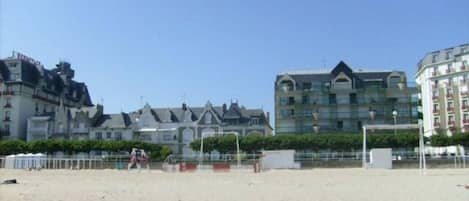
{"left": 1, "top": 150, "right": 468, "bottom": 170}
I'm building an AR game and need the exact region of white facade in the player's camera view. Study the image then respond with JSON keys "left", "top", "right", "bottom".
{"left": 416, "top": 44, "right": 469, "bottom": 136}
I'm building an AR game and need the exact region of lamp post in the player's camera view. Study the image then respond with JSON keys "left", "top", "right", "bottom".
{"left": 368, "top": 107, "right": 376, "bottom": 132}
{"left": 392, "top": 109, "right": 398, "bottom": 135}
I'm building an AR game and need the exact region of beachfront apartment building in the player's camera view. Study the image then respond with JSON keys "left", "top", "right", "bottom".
{"left": 416, "top": 43, "right": 469, "bottom": 136}
{"left": 275, "top": 61, "right": 418, "bottom": 134}
{"left": 0, "top": 52, "right": 93, "bottom": 140}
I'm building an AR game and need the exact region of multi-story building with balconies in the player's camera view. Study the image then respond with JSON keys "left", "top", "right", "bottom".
{"left": 416, "top": 43, "right": 469, "bottom": 136}
{"left": 0, "top": 52, "right": 93, "bottom": 140}
{"left": 275, "top": 61, "right": 418, "bottom": 134}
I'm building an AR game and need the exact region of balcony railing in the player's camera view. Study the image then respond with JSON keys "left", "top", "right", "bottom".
{"left": 463, "top": 119, "right": 469, "bottom": 124}
{"left": 462, "top": 65, "right": 467, "bottom": 71}
{"left": 2, "top": 91, "right": 14, "bottom": 95}
{"left": 433, "top": 109, "right": 440, "bottom": 114}
{"left": 447, "top": 93, "right": 454, "bottom": 99}
{"left": 462, "top": 91, "right": 469, "bottom": 97}
{"left": 447, "top": 107, "right": 455, "bottom": 112}
{"left": 448, "top": 121, "right": 455, "bottom": 126}
{"left": 3, "top": 117, "right": 10, "bottom": 122}
{"left": 434, "top": 122, "right": 440, "bottom": 127}
{"left": 432, "top": 71, "right": 440, "bottom": 76}
{"left": 432, "top": 95, "right": 439, "bottom": 100}
{"left": 446, "top": 68, "right": 455, "bottom": 74}
{"left": 3, "top": 103, "right": 11, "bottom": 108}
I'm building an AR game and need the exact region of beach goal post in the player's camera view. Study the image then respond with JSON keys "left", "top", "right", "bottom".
{"left": 362, "top": 123, "right": 426, "bottom": 174}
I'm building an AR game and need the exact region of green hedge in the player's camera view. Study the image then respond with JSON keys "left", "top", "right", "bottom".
{"left": 0, "top": 140, "right": 172, "bottom": 160}
{"left": 430, "top": 133, "right": 469, "bottom": 147}
{"left": 190, "top": 132, "right": 424, "bottom": 153}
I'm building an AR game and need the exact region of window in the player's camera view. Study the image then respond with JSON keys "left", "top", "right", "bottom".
{"left": 446, "top": 51, "right": 452, "bottom": 60}
{"left": 432, "top": 54, "right": 438, "bottom": 63}
{"left": 447, "top": 63, "right": 453, "bottom": 73}
{"left": 3, "top": 124, "right": 10, "bottom": 136}
{"left": 279, "top": 97, "right": 288, "bottom": 105}
{"left": 448, "top": 78, "right": 454, "bottom": 86}
{"left": 448, "top": 115, "right": 455, "bottom": 123}
{"left": 463, "top": 99, "right": 468, "bottom": 107}
{"left": 205, "top": 112, "right": 212, "bottom": 124}
{"left": 288, "top": 97, "right": 295, "bottom": 105}
{"left": 250, "top": 118, "right": 259, "bottom": 125}
{"left": 163, "top": 134, "right": 173, "bottom": 141}
{"left": 337, "top": 121, "right": 343, "bottom": 129}
{"left": 290, "top": 109, "right": 295, "bottom": 117}
{"left": 432, "top": 91, "right": 438, "bottom": 97}
{"left": 4, "top": 111, "right": 10, "bottom": 121}
{"left": 115, "top": 132, "right": 122, "bottom": 141}
{"left": 303, "top": 109, "right": 312, "bottom": 117}
{"left": 4, "top": 98, "right": 11, "bottom": 107}
{"left": 464, "top": 113, "right": 469, "bottom": 121}
{"left": 448, "top": 101, "right": 454, "bottom": 110}
{"left": 106, "top": 132, "right": 112, "bottom": 139}
{"left": 349, "top": 93, "right": 357, "bottom": 104}
{"left": 434, "top": 117, "right": 440, "bottom": 126}
{"left": 96, "top": 132, "right": 103, "bottom": 140}
{"left": 433, "top": 67, "right": 439, "bottom": 75}
{"left": 329, "top": 94, "right": 337, "bottom": 104}
{"left": 302, "top": 95, "right": 309, "bottom": 104}
{"left": 388, "top": 76, "right": 401, "bottom": 88}
{"left": 182, "top": 128, "right": 194, "bottom": 144}
{"left": 280, "top": 109, "right": 290, "bottom": 118}
{"left": 279, "top": 80, "right": 294, "bottom": 91}
{"left": 433, "top": 104, "right": 439, "bottom": 111}
{"left": 302, "top": 82, "right": 312, "bottom": 90}
{"left": 357, "top": 121, "right": 362, "bottom": 130}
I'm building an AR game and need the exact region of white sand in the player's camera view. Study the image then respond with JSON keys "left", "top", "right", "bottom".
{"left": 1, "top": 168, "right": 469, "bottom": 201}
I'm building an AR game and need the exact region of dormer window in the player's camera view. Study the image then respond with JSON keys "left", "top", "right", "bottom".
{"left": 333, "top": 75, "right": 352, "bottom": 89}
{"left": 432, "top": 54, "right": 438, "bottom": 63}
{"left": 446, "top": 51, "right": 452, "bottom": 60}
{"left": 205, "top": 112, "right": 212, "bottom": 124}
{"left": 279, "top": 80, "right": 294, "bottom": 92}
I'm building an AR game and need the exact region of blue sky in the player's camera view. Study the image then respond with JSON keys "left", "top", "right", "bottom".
{"left": 1, "top": 0, "right": 468, "bottom": 123}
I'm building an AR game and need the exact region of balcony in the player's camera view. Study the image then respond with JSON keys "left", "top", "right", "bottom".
{"left": 2, "top": 91, "right": 14, "bottom": 96}
{"left": 3, "top": 117, "right": 10, "bottom": 122}
{"left": 433, "top": 109, "right": 440, "bottom": 114}
{"left": 448, "top": 121, "right": 455, "bottom": 126}
{"left": 432, "top": 71, "right": 440, "bottom": 76}
{"left": 432, "top": 95, "right": 439, "bottom": 100}
{"left": 446, "top": 68, "right": 455, "bottom": 74}
{"left": 462, "top": 91, "right": 469, "bottom": 97}
{"left": 447, "top": 107, "right": 455, "bottom": 113}
{"left": 447, "top": 93, "right": 454, "bottom": 99}
{"left": 463, "top": 119, "right": 469, "bottom": 124}
{"left": 462, "top": 65, "right": 467, "bottom": 71}
{"left": 3, "top": 103, "right": 11, "bottom": 108}
{"left": 433, "top": 122, "right": 440, "bottom": 128}
{"left": 463, "top": 105, "right": 469, "bottom": 111}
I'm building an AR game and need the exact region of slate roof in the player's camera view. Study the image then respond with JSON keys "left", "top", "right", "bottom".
{"left": 1, "top": 57, "right": 93, "bottom": 106}
{"left": 418, "top": 43, "right": 469, "bottom": 70}
{"left": 111, "top": 103, "right": 269, "bottom": 127}
{"left": 0, "top": 60, "right": 9, "bottom": 80}
{"left": 94, "top": 113, "right": 131, "bottom": 128}
{"left": 276, "top": 61, "right": 402, "bottom": 89}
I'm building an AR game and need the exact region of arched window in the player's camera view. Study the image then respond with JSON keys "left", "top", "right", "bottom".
{"left": 205, "top": 112, "right": 212, "bottom": 124}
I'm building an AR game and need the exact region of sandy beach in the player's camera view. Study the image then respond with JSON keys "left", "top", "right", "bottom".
{"left": 1, "top": 168, "right": 469, "bottom": 201}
